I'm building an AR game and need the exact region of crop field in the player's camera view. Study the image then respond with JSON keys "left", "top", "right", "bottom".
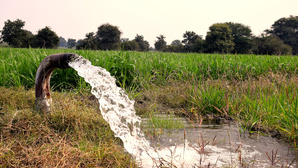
{"left": 0, "top": 48, "right": 297, "bottom": 167}
{"left": 1, "top": 48, "right": 298, "bottom": 89}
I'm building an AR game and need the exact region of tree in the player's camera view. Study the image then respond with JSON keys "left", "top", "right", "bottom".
{"left": 121, "top": 40, "right": 140, "bottom": 51}
{"left": 35, "top": 26, "right": 59, "bottom": 48}
{"left": 205, "top": 23, "right": 234, "bottom": 53}
{"left": 171, "top": 40, "right": 182, "bottom": 46}
{"left": 22, "top": 30, "right": 36, "bottom": 48}
{"left": 1, "top": 19, "right": 29, "bottom": 47}
{"left": 266, "top": 16, "right": 298, "bottom": 55}
{"left": 224, "top": 22, "right": 252, "bottom": 54}
{"left": 58, "top": 37, "right": 68, "bottom": 48}
{"left": 166, "top": 40, "right": 183, "bottom": 52}
{"left": 182, "top": 31, "right": 204, "bottom": 52}
{"left": 154, "top": 35, "right": 167, "bottom": 51}
{"left": 76, "top": 32, "right": 98, "bottom": 50}
{"left": 67, "top": 38, "right": 77, "bottom": 48}
{"left": 252, "top": 34, "right": 292, "bottom": 55}
{"left": 134, "top": 34, "right": 150, "bottom": 51}
{"left": 96, "top": 23, "right": 121, "bottom": 50}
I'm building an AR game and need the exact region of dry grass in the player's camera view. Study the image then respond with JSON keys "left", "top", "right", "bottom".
{"left": 0, "top": 87, "right": 137, "bottom": 167}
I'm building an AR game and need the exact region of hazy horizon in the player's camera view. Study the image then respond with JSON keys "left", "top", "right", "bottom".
{"left": 1, "top": 0, "right": 297, "bottom": 47}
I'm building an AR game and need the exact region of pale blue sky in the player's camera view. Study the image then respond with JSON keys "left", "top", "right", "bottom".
{"left": 1, "top": 0, "right": 297, "bottom": 47}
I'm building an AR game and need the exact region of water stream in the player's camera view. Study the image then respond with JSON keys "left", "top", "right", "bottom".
{"left": 69, "top": 56, "right": 296, "bottom": 168}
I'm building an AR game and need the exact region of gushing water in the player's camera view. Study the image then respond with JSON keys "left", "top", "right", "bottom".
{"left": 69, "top": 56, "right": 296, "bottom": 168}
{"left": 68, "top": 56, "right": 154, "bottom": 158}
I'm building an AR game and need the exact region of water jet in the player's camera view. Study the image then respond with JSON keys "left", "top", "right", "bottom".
{"left": 35, "top": 53, "right": 79, "bottom": 114}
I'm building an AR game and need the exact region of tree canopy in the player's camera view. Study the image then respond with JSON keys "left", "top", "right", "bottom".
{"left": 96, "top": 23, "right": 121, "bottom": 50}
{"left": 67, "top": 38, "right": 77, "bottom": 49}
{"left": 35, "top": 26, "right": 59, "bottom": 48}
{"left": 266, "top": 16, "right": 298, "bottom": 55}
{"left": 224, "top": 22, "right": 252, "bottom": 54}
{"left": 252, "top": 34, "right": 292, "bottom": 55}
{"left": 134, "top": 34, "right": 150, "bottom": 51}
{"left": 1, "top": 19, "right": 29, "bottom": 47}
{"left": 205, "top": 23, "right": 234, "bottom": 53}
{"left": 182, "top": 31, "right": 204, "bottom": 52}
{"left": 1, "top": 16, "right": 297, "bottom": 55}
{"left": 58, "top": 36, "right": 67, "bottom": 48}
{"left": 1, "top": 19, "right": 59, "bottom": 48}
{"left": 154, "top": 35, "right": 167, "bottom": 51}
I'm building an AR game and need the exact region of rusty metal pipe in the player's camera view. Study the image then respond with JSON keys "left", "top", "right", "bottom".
{"left": 35, "top": 53, "right": 79, "bottom": 114}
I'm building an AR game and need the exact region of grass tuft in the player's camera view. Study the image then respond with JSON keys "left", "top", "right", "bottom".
{"left": 0, "top": 87, "right": 137, "bottom": 167}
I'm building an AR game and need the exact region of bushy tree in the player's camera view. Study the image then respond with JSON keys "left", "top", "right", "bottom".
{"left": 154, "top": 35, "right": 167, "bottom": 51}
{"left": 182, "top": 31, "right": 204, "bottom": 52}
{"left": 58, "top": 37, "right": 68, "bottom": 48}
{"left": 205, "top": 23, "right": 234, "bottom": 53}
{"left": 121, "top": 40, "right": 140, "bottom": 51}
{"left": 35, "top": 26, "right": 59, "bottom": 48}
{"left": 0, "top": 19, "right": 33, "bottom": 48}
{"left": 171, "top": 40, "right": 182, "bottom": 46}
{"left": 266, "top": 16, "right": 298, "bottom": 55}
{"left": 96, "top": 23, "right": 121, "bottom": 50}
{"left": 252, "top": 35, "right": 292, "bottom": 55}
{"left": 67, "top": 38, "right": 77, "bottom": 48}
{"left": 134, "top": 34, "right": 150, "bottom": 51}
{"left": 165, "top": 40, "right": 183, "bottom": 52}
{"left": 224, "top": 22, "right": 252, "bottom": 54}
{"left": 76, "top": 32, "right": 98, "bottom": 50}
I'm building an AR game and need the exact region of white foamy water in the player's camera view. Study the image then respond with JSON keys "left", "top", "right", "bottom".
{"left": 69, "top": 56, "right": 295, "bottom": 168}
{"left": 69, "top": 56, "right": 153, "bottom": 158}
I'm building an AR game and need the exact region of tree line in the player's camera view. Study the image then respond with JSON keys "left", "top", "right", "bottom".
{"left": 0, "top": 16, "right": 297, "bottom": 55}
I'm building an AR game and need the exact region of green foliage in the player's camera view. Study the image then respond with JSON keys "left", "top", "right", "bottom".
{"left": 35, "top": 26, "right": 59, "bottom": 48}
{"left": 58, "top": 36, "right": 67, "bottom": 48}
{"left": 154, "top": 35, "right": 167, "bottom": 51}
{"left": 1, "top": 48, "right": 298, "bottom": 91}
{"left": 205, "top": 23, "right": 235, "bottom": 53}
{"left": 108, "top": 51, "right": 136, "bottom": 88}
{"left": 67, "top": 38, "right": 77, "bottom": 48}
{"left": 96, "top": 23, "right": 121, "bottom": 50}
{"left": 121, "top": 40, "right": 140, "bottom": 51}
{"left": 252, "top": 35, "right": 292, "bottom": 55}
{"left": 0, "top": 19, "right": 33, "bottom": 48}
{"left": 76, "top": 32, "right": 98, "bottom": 50}
{"left": 182, "top": 31, "right": 204, "bottom": 52}
{"left": 235, "top": 82, "right": 298, "bottom": 140}
{"left": 146, "top": 114, "right": 185, "bottom": 130}
{"left": 166, "top": 44, "right": 183, "bottom": 53}
{"left": 171, "top": 40, "right": 182, "bottom": 46}
{"left": 0, "top": 48, "right": 297, "bottom": 141}
{"left": 266, "top": 16, "right": 298, "bottom": 55}
{"left": 224, "top": 22, "right": 253, "bottom": 54}
{"left": 189, "top": 84, "right": 226, "bottom": 115}
{"left": 134, "top": 34, "right": 150, "bottom": 51}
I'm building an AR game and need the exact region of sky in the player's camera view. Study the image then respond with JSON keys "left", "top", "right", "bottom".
{"left": 0, "top": 0, "right": 298, "bottom": 47}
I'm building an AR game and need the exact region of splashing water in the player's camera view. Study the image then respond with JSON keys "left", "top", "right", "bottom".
{"left": 69, "top": 56, "right": 154, "bottom": 158}
{"left": 69, "top": 56, "right": 296, "bottom": 168}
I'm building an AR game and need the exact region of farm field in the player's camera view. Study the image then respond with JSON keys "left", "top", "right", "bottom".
{"left": 0, "top": 48, "right": 297, "bottom": 167}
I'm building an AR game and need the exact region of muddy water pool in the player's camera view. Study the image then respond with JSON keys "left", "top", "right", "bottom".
{"left": 142, "top": 116, "right": 297, "bottom": 167}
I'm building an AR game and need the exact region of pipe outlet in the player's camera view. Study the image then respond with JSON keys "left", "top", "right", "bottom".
{"left": 35, "top": 53, "right": 79, "bottom": 114}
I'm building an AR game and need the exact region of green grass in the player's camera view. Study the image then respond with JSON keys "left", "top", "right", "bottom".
{"left": 1, "top": 48, "right": 298, "bottom": 90}
{"left": 0, "top": 48, "right": 297, "bottom": 166}
{"left": 146, "top": 113, "right": 185, "bottom": 130}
